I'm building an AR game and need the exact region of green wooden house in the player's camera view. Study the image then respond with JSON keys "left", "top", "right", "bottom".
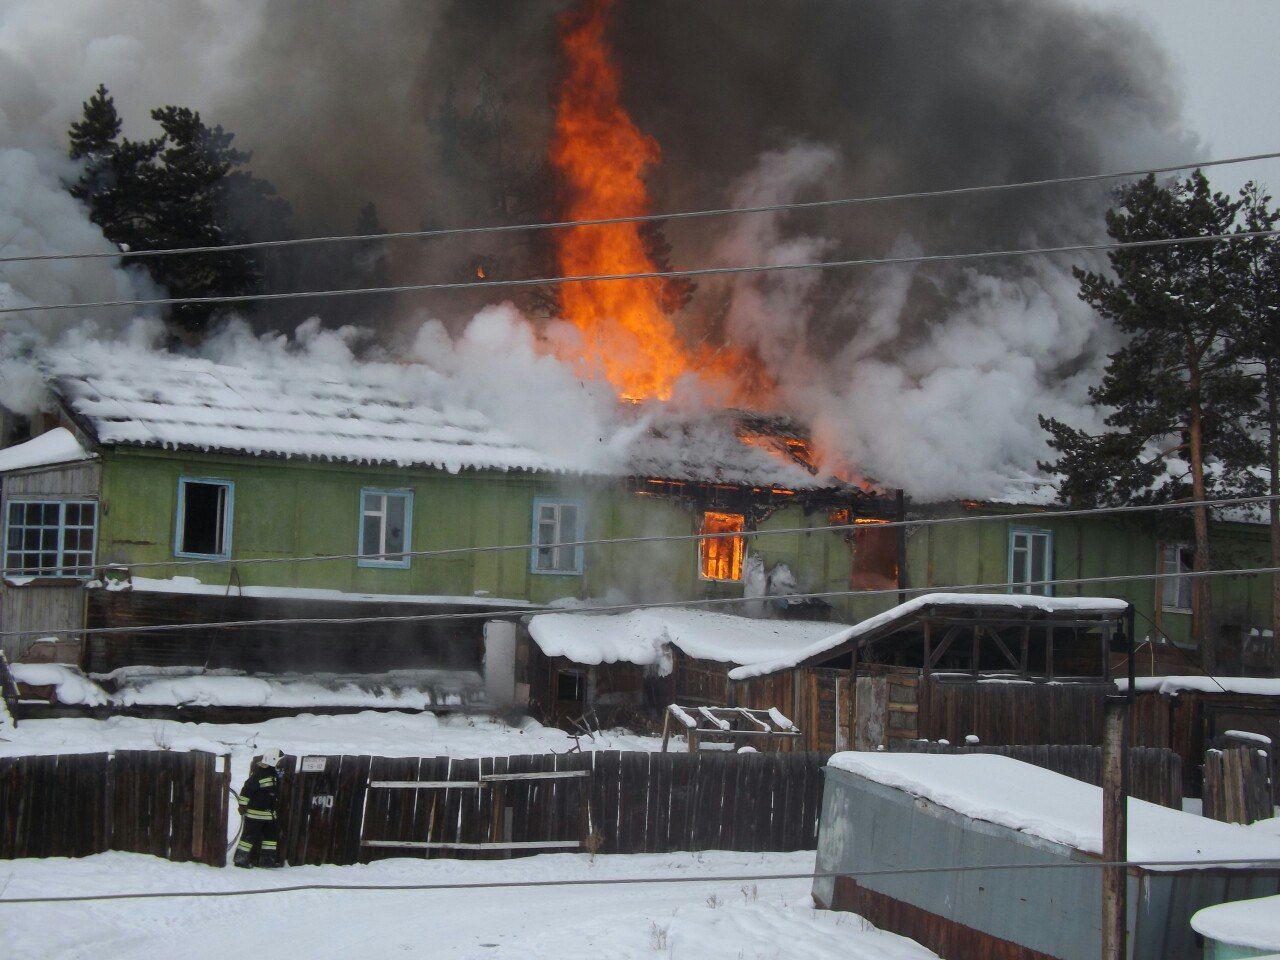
{"left": 1, "top": 344, "right": 1274, "bottom": 716}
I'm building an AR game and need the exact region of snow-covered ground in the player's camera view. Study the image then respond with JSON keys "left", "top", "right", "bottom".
{"left": 0, "top": 850, "right": 937, "bottom": 960}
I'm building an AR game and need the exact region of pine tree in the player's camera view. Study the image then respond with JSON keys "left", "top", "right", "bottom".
{"left": 1039, "top": 171, "right": 1263, "bottom": 669}
{"left": 1232, "top": 183, "right": 1280, "bottom": 673}
{"left": 66, "top": 88, "right": 290, "bottom": 340}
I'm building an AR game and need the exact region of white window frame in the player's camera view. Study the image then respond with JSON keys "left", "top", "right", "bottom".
{"left": 1161, "top": 541, "right": 1193, "bottom": 614}
{"left": 1008, "top": 526, "right": 1054, "bottom": 596}
{"left": 3, "top": 499, "right": 98, "bottom": 578}
{"left": 174, "top": 477, "right": 234, "bottom": 561}
{"left": 358, "top": 488, "right": 413, "bottom": 569}
{"left": 530, "top": 498, "right": 585, "bottom": 576}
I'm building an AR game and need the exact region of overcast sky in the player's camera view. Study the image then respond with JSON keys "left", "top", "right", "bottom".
{"left": 1075, "top": 0, "right": 1280, "bottom": 194}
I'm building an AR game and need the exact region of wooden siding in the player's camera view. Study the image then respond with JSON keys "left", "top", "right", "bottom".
{"left": 0, "top": 585, "right": 85, "bottom": 660}
{"left": 0, "top": 459, "right": 101, "bottom": 659}
{"left": 85, "top": 588, "right": 491, "bottom": 674}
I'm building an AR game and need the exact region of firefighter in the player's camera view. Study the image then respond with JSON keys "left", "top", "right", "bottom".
{"left": 234, "top": 748, "right": 283, "bottom": 868}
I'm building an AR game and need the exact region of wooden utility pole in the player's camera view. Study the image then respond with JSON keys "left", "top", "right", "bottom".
{"left": 1101, "top": 695, "right": 1129, "bottom": 960}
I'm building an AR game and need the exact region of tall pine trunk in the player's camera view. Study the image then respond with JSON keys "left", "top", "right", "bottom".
{"left": 1269, "top": 362, "right": 1280, "bottom": 676}
{"left": 1188, "top": 357, "right": 1215, "bottom": 672}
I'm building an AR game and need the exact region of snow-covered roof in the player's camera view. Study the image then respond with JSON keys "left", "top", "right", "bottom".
{"left": 1116, "top": 676, "right": 1280, "bottom": 697}
{"left": 1192, "top": 893, "right": 1280, "bottom": 952}
{"left": 729, "top": 592, "right": 1130, "bottom": 680}
{"left": 41, "top": 344, "right": 843, "bottom": 489}
{"left": 46, "top": 346, "right": 559, "bottom": 476}
{"left": 827, "top": 752, "right": 1280, "bottom": 870}
{"left": 526, "top": 608, "right": 845, "bottom": 672}
{"left": 104, "top": 575, "right": 534, "bottom": 609}
{"left": 0, "top": 427, "right": 93, "bottom": 473}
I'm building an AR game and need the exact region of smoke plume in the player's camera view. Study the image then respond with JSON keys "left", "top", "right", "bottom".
{"left": 0, "top": 0, "right": 1203, "bottom": 498}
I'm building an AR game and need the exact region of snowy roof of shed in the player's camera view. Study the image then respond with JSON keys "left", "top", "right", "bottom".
{"left": 526, "top": 608, "right": 847, "bottom": 671}
{"left": 0, "top": 427, "right": 93, "bottom": 473}
{"left": 728, "top": 592, "right": 1130, "bottom": 680}
{"left": 827, "top": 752, "right": 1280, "bottom": 869}
{"left": 39, "top": 344, "right": 840, "bottom": 489}
{"left": 1192, "top": 893, "right": 1280, "bottom": 951}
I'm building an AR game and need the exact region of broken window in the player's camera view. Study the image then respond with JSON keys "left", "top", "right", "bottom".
{"left": 699, "top": 511, "right": 745, "bottom": 582}
{"left": 176, "top": 478, "right": 232, "bottom": 559}
{"left": 1161, "top": 542, "right": 1193, "bottom": 613}
{"left": 531, "top": 499, "right": 584, "bottom": 574}
{"left": 4, "top": 499, "right": 97, "bottom": 577}
{"left": 358, "top": 488, "right": 413, "bottom": 568}
{"left": 556, "top": 669, "right": 585, "bottom": 702}
{"left": 850, "top": 518, "right": 898, "bottom": 591}
{"left": 1008, "top": 527, "right": 1053, "bottom": 596}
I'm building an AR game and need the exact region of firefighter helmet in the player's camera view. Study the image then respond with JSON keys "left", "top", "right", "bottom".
{"left": 260, "top": 748, "right": 284, "bottom": 767}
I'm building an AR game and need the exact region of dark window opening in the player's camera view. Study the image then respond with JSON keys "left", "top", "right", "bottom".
{"left": 556, "top": 670, "right": 585, "bottom": 702}
{"left": 850, "top": 519, "right": 899, "bottom": 591}
{"left": 179, "top": 480, "right": 230, "bottom": 557}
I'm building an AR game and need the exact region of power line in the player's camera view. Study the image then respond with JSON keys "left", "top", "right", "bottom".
{"left": 3, "top": 228, "right": 1278, "bottom": 317}
{"left": 11, "top": 490, "right": 1267, "bottom": 578}
{"left": 3, "top": 857, "right": 1277, "bottom": 905}
{"left": 3, "top": 150, "right": 1277, "bottom": 266}
{"left": 4, "top": 562, "right": 1277, "bottom": 642}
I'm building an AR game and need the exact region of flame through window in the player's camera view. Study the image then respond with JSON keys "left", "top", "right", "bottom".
{"left": 699, "top": 511, "right": 745, "bottom": 582}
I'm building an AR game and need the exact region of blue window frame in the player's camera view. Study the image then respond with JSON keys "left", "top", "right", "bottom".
{"left": 174, "top": 477, "right": 234, "bottom": 560}
{"left": 358, "top": 488, "right": 413, "bottom": 569}
{"left": 530, "top": 498, "right": 585, "bottom": 575}
{"left": 1008, "top": 526, "right": 1053, "bottom": 596}
{"left": 3, "top": 499, "right": 98, "bottom": 578}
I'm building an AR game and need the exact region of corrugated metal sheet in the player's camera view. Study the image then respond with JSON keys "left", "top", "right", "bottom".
{"left": 815, "top": 764, "right": 1280, "bottom": 960}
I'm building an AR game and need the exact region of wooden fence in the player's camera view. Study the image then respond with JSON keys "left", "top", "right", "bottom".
{"left": 1203, "top": 746, "right": 1274, "bottom": 824}
{"left": 279, "top": 750, "right": 831, "bottom": 865}
{"left": 0, "top": 750, "right": 231, "bottom": 865}
{"left": 898, "top": 742, "right": 1183, "bottom": 809}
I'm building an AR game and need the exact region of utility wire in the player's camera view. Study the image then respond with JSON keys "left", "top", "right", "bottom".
{"left": 3, "top": 150, "right": 1277, "bottom": 266}
{"left": 4, "top": 563, "right": 1278, "bottom": 642}
{"left": 6, "top": 490, "right": 1266, "bottom": 577}
{"left": 3, "top": 229, "right": 1278, "bottom": 317}
{"left": 3, "top": 858, "right": 1279, "bottom": 905}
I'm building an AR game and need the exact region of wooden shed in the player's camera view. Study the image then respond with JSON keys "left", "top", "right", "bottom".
{"left": 728, "top": 592, "right": 1134, "bottom": 752}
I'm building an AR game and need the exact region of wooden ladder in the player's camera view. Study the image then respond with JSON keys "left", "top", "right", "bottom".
{"left": 0, "top": 649, "right": 21, "bottom": 725}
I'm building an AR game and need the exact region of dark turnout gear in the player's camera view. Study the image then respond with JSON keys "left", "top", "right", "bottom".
{"left": 235, "top": 761, "right": 282, "bottom": 868}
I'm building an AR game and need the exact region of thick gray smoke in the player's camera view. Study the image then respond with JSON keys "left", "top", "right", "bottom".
{"left": 0, "top": 0, "right": 1201, "bottom": 499}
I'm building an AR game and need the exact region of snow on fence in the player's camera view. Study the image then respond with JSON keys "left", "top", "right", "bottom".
{"left": 898, "top": 741, "right": 1184, "bottom": 809}
{"left": 0, "top": 750, "right": 231, "bottom": 865}
{"left": 277, "top": 750, "right": 832, "bottom": 865}
{"left": 1202, "top": 745, "right": 1274, "bottom": 824}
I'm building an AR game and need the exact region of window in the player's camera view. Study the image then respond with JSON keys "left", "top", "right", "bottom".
{"left": 850, "top": 518, "right": 899, "bottom": 591}
{"left": 175, "top": 478, "right": 233, "bottom": 559}
{"left": 531, "top": 499, "right": 584, "bottom": 575}
{"left": 358, "top": 489, "right": 413, "bottom": 568}
{"left": 1008, "top": 527, "right": 1053, "bottom": 596}
{"left": 1161, "top": 542, "right": 1193, "bottom": 613}
{"left": 4, "top": 500, "right": 97, "bottom": 577}
{"left": 699, "top": 511, "right": 746, "bottom": 582}
{"left": 556, "top": 670, "right": 585, "bottom": 702}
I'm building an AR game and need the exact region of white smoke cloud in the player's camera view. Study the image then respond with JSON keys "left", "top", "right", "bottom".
{"left": 715, "top": 142, "right": 1116, "bottom": 501}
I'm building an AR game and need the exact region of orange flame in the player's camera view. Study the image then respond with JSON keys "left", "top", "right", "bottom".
{"left": 549, "top": 0, "right": 693, "bottom": 400}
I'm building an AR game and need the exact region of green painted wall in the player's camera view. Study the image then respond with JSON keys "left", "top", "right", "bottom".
{"left": 901, "top": 506, "right": 1274, "bottom": 650}
{"left": 95, "top": 449, "right": 854, "bottom": 609}
{"left": 95, "top": 449, "right": 1274, "bottom": 641}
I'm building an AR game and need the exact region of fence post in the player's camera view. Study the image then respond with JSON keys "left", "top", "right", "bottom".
{"left": 1102, "top": 698, "right": 1129, "bottom": 960}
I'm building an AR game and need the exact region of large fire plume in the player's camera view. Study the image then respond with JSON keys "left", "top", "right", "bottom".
{"left": 549, "top": 0, "right": 769, "bottom": 404}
